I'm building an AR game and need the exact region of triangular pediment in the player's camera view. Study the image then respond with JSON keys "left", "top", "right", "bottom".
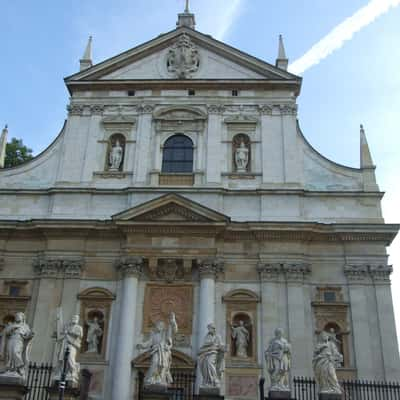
{"left": 66, "top": 27, "right": 300, "bottom": 83}
{"left": 112, "top": 193, "right": 230, "bottom": 224}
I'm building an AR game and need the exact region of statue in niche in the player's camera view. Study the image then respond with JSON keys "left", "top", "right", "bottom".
{"left": 313, "top": 331, "right": 342, "bottom": 395}
{"left": 235, "top": 140, "right": 249, "bottom": 173}
{"left": 137, "top": 312, "right": 178, "bottom": 387}
{"left": 108, "top": 139, "right": 124, "bottom": 171}
{"left": 53, "top": 314, "right": 83, "bottom": 385}
{"left": 231, "top": 320, "right": 250, "bottom": 358}
{"left": 0, "top": 312, "right": 34, "bottom": 380}
{"left": 198, "top": 323, "right": 226, "bottom": 388}
{"left": 265, "top": 328, "right": 291, "bottom": 392}
{"left": 85, "top": 315, "right": 103, "bottom": 354}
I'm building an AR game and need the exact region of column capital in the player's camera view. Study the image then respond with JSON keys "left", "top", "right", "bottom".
{"left": 344, "top": 264, "right": 370, "bottom": 283}
{"left": 116, "top": 256, "right": 144, "bottom": 278}
{"left": 137, "top": 104, "right": 155, "bottom": 114}
{"left": 257, "top": 262, "right": 284, "bottom": 281}
{"left": 283, "top": 262, "right": 311, "bottom": 283}
{"left": 33, "top": 257, "right": 84, "bottom": 278}
{"left": 207, "top": 104, "right": 225, "bottom": 115}
{"left": 197, "top": 258, "right": 224, "bottom": 279}
{"left": 369, "top": 264, "right": 392, "bottom": 284}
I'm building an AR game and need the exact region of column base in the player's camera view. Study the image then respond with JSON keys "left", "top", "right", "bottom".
{"left": 47, "top": 385, "right": 80, "bottom": 400}
{"left": 198, "top": 387, "right": 224, "bottom": 400}
{"left": 268, "top": 390, "right": 292, "bottom": 400}
{"left": 319, "top": 393, "right": 342, "bottom": 400}
{"left": 0, "top": 375, "right": 28, "bottom": 400}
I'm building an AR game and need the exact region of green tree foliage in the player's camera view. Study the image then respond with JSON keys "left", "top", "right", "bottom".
{"left": 4, "top": 138, "right": 33, "bottom": 168}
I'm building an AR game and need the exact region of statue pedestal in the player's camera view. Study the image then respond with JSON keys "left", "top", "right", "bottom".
{"left": 319, "top": 393, "right": 342, "bottom": 400}
{"left": 198, "top": 387, "right": 224, "bottom": 400}
{"left": 268, "top": 390, "right": 292, "bottom": 400}
{"left": 143, "top": 385, "right": 173, "bottom": 400}
{"left": 267, "top": 390, "right": 292, "bottom": 400}
{"left": 0, "top": 375, "right": 28, "bottom": 400}
{"left": 47, "top": 384, "right": 80, "bottom": 400}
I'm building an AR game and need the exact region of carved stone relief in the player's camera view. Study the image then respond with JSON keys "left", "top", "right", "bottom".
{"left": 147, "top": 258, "right": 192, "bottom": 282}
{"left": 166, "top": 34, "right": 200, "bottom": 79}
{"left": 143, "top": 284, "right": 193, "bottom": 335}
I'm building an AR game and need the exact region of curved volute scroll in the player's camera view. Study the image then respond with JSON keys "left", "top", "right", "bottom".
{"left": 132, "top": 348, "right": 195, "bottom": 371}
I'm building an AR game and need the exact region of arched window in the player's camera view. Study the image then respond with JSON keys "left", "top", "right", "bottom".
{"left": 162, "top": 135, "right": 193, "bottom": 173}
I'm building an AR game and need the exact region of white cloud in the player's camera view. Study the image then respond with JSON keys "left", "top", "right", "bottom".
{"left": 289, "top": 0, "right": 400, "bottom": 75}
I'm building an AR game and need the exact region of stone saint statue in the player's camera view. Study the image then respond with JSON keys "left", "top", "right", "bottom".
{"left": 85, "top": 317, "right": 103, "bottom": 354}
{"left": 231, "top": 320, "right": 249, "bottom": 358}
{"left": 54, "top": 315, "right": 83, "bottom": 385}
{"left": 235, "top": 140, "right": 249, "bottom": 173}
{"left": 198, "top": 323, "right": 226, "bottom": 388}
{"left": 0, "top": 312, "right": 34, "bottom": 380}
{"left": 265, "top": 328, "right": 292, "bottom": 392}
{"left": 137, "top": 312, "right": 178, "bottom": 387}
{"left": 109, "top": 140, "right": 123, "bottom": 171}
{"left": 313, "top": 331, "right": 342, "bottom": 395}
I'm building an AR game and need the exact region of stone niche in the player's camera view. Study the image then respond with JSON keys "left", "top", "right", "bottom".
{"left": 78, "top": 287, "right": 115, "bottom": 360}
{"left": 222, "top": 289, "right": 260, "bottom": 366}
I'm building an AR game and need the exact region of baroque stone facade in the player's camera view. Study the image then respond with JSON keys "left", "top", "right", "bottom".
{"left": 0, "top": 7, "right": 399, "bottom": 400}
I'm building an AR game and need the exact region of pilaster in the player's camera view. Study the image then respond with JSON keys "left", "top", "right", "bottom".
{"left": 206, "top": 105, "right": 224, "bottom": 184}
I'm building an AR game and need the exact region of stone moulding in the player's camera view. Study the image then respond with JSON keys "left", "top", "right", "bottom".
{"left": 33, "top": 257, "right": 84, "bottom": 278}
{"left": 344, "top": 264, "right": 393, "bottom": 283}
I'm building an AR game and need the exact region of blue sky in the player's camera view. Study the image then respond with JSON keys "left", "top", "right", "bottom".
{"left": 1, "top": 0, "right": 400, "bottom": 338}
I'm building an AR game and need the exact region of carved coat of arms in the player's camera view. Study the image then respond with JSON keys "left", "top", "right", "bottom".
{"left": 166, "top": 34, "right": 200, "bottom": 79}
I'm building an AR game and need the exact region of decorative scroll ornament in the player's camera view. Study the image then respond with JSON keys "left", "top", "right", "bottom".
{"left": 167, "top": 34, "right": 200, "bottom": 79}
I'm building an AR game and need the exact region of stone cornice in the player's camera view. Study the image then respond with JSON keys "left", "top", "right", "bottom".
{"left": 33, "top": 257, "right": 84, "bottom": 278}
{"left": 116, "top": 256, "right": 144, "bottom": 278}
{"left": 196, "top": 258, "right": 224, "bottom": 279}
{"left": 344, "top": 264, "right": 393, "bottom": 284}
{"left": 0, "top": 220, "right": 397, "bottom": 245}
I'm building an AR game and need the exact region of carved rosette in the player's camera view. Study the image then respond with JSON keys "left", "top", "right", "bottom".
{"left": 116, "top": 256, "right": 144, "bottom": 278}
{"left": 197, "top": 258, "right": 224, "bottom": 279}
{"left": 33, "top": 257, "right": 84, "bottom": 278}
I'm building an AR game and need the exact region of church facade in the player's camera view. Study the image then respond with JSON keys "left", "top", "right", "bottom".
{"left": 0, "top": 7, "right": 399, "bottom": 400}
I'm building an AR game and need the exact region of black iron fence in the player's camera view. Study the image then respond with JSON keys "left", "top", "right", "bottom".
{"left": 137, "top": 370, "right": 196, "bottom": 400}
{"left": 25, "top": 363, "right": 53, "bottom": 400}
{"left": 293, "top": 377, "right": 400, "bottom": 400}
{"left": 24, "top": 363, "right": 91, "bottom": 400}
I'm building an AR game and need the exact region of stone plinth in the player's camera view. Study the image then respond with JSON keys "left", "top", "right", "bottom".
{"left": 47, "top": 385, "right": 80, "bottom": 400}
{"left": 319, "top": 393, "right": 342, "bottom": 400}
{"left": 268, "top": 390, "right": 292, "bottom": 400}
{"left": 0, "top": 375, "right": 28, "bottom": 400}
{"left": 198, "top": 387, "right": 224, "bottom": 400}
{"left": 143, "top": 385, "right": 173, "bottom": 400}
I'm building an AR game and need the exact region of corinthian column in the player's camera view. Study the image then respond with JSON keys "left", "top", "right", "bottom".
{"left": 111, "top": 257, "right": 144, "bottom": 400}
{"left": 197, "top": 258, "right": 224, "bottom": 348}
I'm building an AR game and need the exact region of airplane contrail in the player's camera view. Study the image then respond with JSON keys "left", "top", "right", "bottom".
{"left": 289, "top": 0, "right": 400, "bottom": 75}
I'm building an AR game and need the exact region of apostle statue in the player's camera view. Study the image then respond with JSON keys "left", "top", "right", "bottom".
{"left": 137, "top": 312, "right": 178, "bottom": 387}
{"left": 265, "top": 328, "right": 292, "bottom": 392}
{"left": 231, "top": 320, "right": 249, "bottom": 358}
{"left": 0, "top": 312, "right": 34, "bottom": 380}
{"left": 85, "top": 317, "right": 103, "bottom": 354}
{"left": 313, "top": 331, "right": 342, "bottom": 395}
{"left": 198, "top": 323, "right": 226, "bottom": 388}
{"left": 235, "top": 140, "right": 249, "bottom": 173}
{"left": 108, "top": 139, "right": 123, "bottom": 171}
{"left": 53, "top": 314, "right": 83, "bottom": 385}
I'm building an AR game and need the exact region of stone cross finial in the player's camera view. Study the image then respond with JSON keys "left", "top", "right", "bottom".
{"left": 185, "top": 0, "right": 190, "bottom": 12}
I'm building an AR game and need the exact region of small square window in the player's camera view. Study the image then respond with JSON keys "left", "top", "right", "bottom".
{"left": 127, "top": 90, "right": 136, "bottom": 97}
{"left": 188, "top": 89, "right": 195, "bottom": 96}
{"left": 323, "top": 291, "right": 337, "bottom": 303}
{"left": 232, "top": 89, "right": 239, "bottom": 97}
{"left": 9, "top": 286, "right": 21, "bottom": 297}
